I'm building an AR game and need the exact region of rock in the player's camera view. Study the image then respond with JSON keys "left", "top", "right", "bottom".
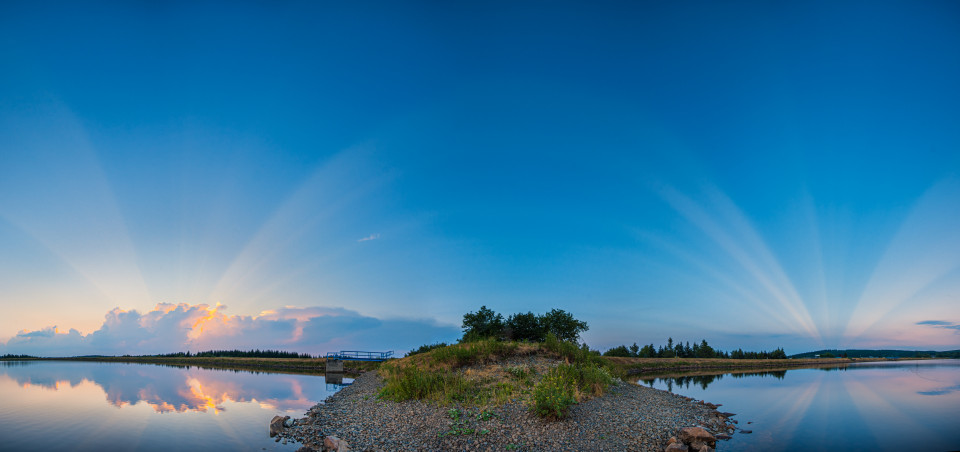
{"left": 665, "top": 443, "right": 689, "bottom": 452}
{"left": 690, "top": 440, "right": 707, "bottom": 450}
{"left": 739, "top": 429, "right": 752, "bottom": 434}
{"left": 324, "top": 435, "right": 341, "bottom": 451}
{"left": 270, "top": 415, "right": 290, "bottom": 438}
{"left": 698, "top": 445, "right": 711, "bottom": 452}
{"left": 678, "top": 427, "right": 716, "bottom": 447}
{"left": 668, "top": 437, "right": 678, "bottom": 445}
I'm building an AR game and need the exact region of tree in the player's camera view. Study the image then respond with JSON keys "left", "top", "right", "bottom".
{"left": 696, "top": 340, "right": 715, "bottom": 358}
{"left": 629, "top": 343, "right": 640, "bottom": 357}
{"left": 505, "top": 311, "right": 545, "bottom": 342}
{"left": 603, "top": 345, "right": 633, "bottom": 357}
{"left": 539, "top": 309, "right": 588, "bottom": 342}
{"left": 461, "top": 306, "right": 504, "bottom": 341}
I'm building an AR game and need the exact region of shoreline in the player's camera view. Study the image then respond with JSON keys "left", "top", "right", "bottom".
{"left": 0, "top": 356, "right": 378, "bottom": 375}
{"left": 275, "top": 370, "right": 737, "bottom": 452}
{"left": 0, "top": 356, "right": 924, "bottom": 376}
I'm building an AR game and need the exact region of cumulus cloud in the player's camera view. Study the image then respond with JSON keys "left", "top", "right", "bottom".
{"left": 0, "top": 303, "right": 459, "bottom": 357}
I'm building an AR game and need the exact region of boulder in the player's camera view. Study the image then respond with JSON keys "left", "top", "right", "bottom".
{"left": 324, "top": 436, "right": 350, "bottom": 451}
{"left": 690, "top": 441, "right": 708, "bottom": 450}
{"left": 324, "top": 436, "right": 341, "bottom": 451}
{"left": 678, "top": 427, "right": 716, "bottom": 447}
{"left": 270, "top": 415, "right": 290, "bottom": 438}
{"left": 665, "top": 443, "right": 689, "bottom": 452}
{"left": 667, "top": 436, "right": 678, "bottom": 445}
{"left": 697, "top": 445, "right": 712, "bottom": 452}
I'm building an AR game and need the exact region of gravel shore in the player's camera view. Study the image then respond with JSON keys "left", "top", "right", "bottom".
{"left": 277, "top": 370, "right": 736, "bottom": 451}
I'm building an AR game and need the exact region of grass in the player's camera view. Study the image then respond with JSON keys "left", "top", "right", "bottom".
{"left": 531, "top": 362, "right": 614, "bottom": 419}
{"left": 378, "top": 335, "right": 616, "bottom": 420}
{"left": 380, "top": 336, "right": 868, "bottom": 421}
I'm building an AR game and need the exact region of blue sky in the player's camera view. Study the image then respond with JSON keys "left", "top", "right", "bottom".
{"left": 2, "top": 1, "right": 959, "bottom": 356}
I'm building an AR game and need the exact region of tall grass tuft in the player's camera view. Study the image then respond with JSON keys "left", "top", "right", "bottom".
{"left": 431, "top": 338, "right": 518, "bottom": 367}
{"left": 531, "top": 363, "right": 614, "bottom": 419}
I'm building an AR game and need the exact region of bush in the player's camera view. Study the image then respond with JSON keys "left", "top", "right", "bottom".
{"left": 532, "top": 365, "right": 578, "bottom": 419}
{"left": 406, "top": 342, "right": 449, "bottom": 357}
{"left": 461, "top": 306, "right": 505, "bottom": 341}
{"left": 531, "top": 362, "right": 613, "bottom": 419}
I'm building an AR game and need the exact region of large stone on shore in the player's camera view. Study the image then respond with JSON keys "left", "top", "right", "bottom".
{"left": 665, "top": 442, "right": 689, "bottom": 452}
{"left": 690, "top": 440, "right": 709, "bottom": 450}
{"left": 270, "top": 415, "right": 290, "bottom": 438}
{"left": 325, "top": 435, "right": 352, "bottom": 451}
{"left": 324, "top": 436, "right": 339, "bottom": 451}
{"left": 678, "top": 427, "right": 716, "bottom": 447}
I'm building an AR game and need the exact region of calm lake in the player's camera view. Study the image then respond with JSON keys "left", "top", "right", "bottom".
{"left": 0, "top": 361, "right": 350, "bottom": 451}
{"left": 639, "top": 359, "right": 960, "bottom": 451}
{"left": 3, "top": 360, "right": 958, "bottom": 451}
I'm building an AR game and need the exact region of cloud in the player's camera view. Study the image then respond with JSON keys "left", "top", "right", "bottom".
{"left": 916, "top": 320, "right": 960, "bottom": 331}
{"left": 357, "top": 233, "right": 380, "bottom": 242}
{"left": 0, "top": 303, "right": 459, "bottom": 357}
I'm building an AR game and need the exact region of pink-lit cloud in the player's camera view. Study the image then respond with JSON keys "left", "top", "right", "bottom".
{"left": 0, "top": 303, "right": 459, "bottom": 357}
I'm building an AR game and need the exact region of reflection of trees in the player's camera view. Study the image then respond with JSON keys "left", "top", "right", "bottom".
{"left": 0, "top": 361, "right": 345, "bottom": 413}
{"left": 640, "top": 369, "right": 788, "bottom": 391}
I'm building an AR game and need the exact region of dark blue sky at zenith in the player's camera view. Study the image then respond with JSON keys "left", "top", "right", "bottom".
{"left": 1, "top": 1, "right": 959, "bottom": 356}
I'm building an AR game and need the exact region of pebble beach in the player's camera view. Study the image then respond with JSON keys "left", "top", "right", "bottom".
{"left": 275, "top": 370, "right": 736, "bottom": 451}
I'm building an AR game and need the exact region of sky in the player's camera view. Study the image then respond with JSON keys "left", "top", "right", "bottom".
{"left": 1, "top": 1, "right": 959, "bottom": 357}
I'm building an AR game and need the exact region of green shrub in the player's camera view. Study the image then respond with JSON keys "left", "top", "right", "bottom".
{"left": 532, "top": 365, "right": 578, "bottom": 419}
{"left": 531, "top": 362, "right": 614, "bottom": 419}
{"left": 406, "top": 342, "right": 449, "bottom": 357}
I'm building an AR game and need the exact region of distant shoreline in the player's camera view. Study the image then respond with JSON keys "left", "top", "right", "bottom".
{"left": 0, "top": 356, "right": 378, "bottom": 375}
{"left": 604, "top": 356, "right": 935, "bottom": 377}
{"left": 0, "top": 355, "right": 940, "bottom": 377}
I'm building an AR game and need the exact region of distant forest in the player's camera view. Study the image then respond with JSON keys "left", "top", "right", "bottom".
{"left": 603, "top": 337, "right": 788, "bottom": 359}
{"left": 0, "top": 354, "right": 37, "bottom": 359}
{"left": 151, "top": 349, "right": 314, "bottom": 359}
{"left": 790, "top": 349, "right": 960, "bottom": 359}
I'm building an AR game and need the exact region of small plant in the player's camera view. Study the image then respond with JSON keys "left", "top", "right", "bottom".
{"left": 448, "top": 408, "right": 461, "bottom": 420}
{"left": 476, "top": 410, "right": 496, "bottom": 421}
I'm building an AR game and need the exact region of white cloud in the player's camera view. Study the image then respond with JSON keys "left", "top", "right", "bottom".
{"left": 0, "top": 303, "right": 459, "bottom": 357}
{"left": 357, "top": 233, "right": 380, "bottom": 242}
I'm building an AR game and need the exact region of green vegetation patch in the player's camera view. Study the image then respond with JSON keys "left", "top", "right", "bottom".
{"left": 531, "top": 363, "right": 613, "bottom": 419}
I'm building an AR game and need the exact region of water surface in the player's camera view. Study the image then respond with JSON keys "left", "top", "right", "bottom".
{"left": 0, "top": 360, "right": 349, "bottom": 451}
{"left": 639, "top": 359, "right": 960, "bottom": 451}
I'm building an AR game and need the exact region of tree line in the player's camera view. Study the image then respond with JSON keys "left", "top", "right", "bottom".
{"left": 603, "top": 337, "right": 787, "bottom": 359}
{"left": 461, "top": 306, "right": 588, "bottom": 343}
{"left": 0, "top": 354, "right": 37, "bottom": 359}
{"left": 408, "top": 306, "right": 589, "bottom": 356}
{"left": 154, "top": 349, "right": 314, "bottom": 359}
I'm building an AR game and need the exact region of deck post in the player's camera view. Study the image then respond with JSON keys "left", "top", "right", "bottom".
{"left": 326, "top": 359, "right": 344, "bottom": 372}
